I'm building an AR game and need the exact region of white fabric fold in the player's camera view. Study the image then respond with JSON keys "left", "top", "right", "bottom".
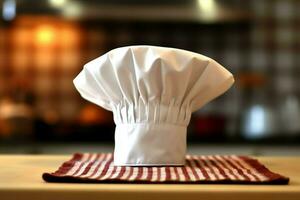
{"left": 73, "top": 45, "right": 234, "bottom": 166}
{"left": 114, "top": 123, "right": 187, "bottom": 166}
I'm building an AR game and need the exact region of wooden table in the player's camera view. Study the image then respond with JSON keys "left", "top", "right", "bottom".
{"left": 0, "top": 155, "right": 299, "bottom": 200}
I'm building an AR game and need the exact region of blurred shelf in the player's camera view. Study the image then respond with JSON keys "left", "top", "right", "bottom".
{"left": 1, "top": 142, "right": 300, "bottom": 156}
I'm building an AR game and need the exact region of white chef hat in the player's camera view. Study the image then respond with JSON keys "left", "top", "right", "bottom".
{"left": 73, "top": 45, "right": 234, "bottom": 166}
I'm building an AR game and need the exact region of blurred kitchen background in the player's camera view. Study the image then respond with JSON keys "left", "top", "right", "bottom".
{"left": 0, "top": 0, "right": 300, "bottom": 155}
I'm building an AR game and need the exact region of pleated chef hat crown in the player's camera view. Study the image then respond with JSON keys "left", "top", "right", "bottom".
{"left": 74, "top": 46, "right": 234, "bottom": 166}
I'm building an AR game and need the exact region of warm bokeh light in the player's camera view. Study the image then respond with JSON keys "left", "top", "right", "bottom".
{"left": 35, "top": 25, "right": 56, "bottom": 46}
{"left": 60, "top": 26, "right": 80, "bottom": 48}
{"left": 11, "top": 27, "right": 30, "bottom": 48}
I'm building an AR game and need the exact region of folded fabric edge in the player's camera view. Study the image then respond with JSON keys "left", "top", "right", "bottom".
{"left": 42, "top": 172, "right": 288, "bottom": 185}
{"left": 239, "top": 156, "right": 289, "bottom": 184}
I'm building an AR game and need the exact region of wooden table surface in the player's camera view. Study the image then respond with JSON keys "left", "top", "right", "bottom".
{"left": 0, "top": 155, "right": 299, "bottom": 200}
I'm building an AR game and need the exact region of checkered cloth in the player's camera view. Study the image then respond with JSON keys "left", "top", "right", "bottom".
{"left": 43, "top": 153, "right": 289, "bottom": 184}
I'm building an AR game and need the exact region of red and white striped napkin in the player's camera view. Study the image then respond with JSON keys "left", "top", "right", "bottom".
{"left": 43, "top": 153, "right": 289, "bottom": 184}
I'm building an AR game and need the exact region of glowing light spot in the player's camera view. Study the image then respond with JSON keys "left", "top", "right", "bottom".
{"left": 35, "top": 25, "right": 56, "bottom": 46}
{"left": 197, "top": 0, "right": 217, "bottom": 20}
{"left": 49, "top": 0, "right": 67, "bottom": 7}
{"left": 244, "top": 105, "right": 266, "bottom": 139}
{"left": 197, "top": 0, "right": 216, "bottom": 11}
{"left": 2, "top": 0, "right": 16, "bottom": 21}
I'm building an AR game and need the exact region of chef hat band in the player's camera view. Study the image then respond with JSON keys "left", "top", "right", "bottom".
{"left": 114, "top": 123, "right": 187, "bottom": 166}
